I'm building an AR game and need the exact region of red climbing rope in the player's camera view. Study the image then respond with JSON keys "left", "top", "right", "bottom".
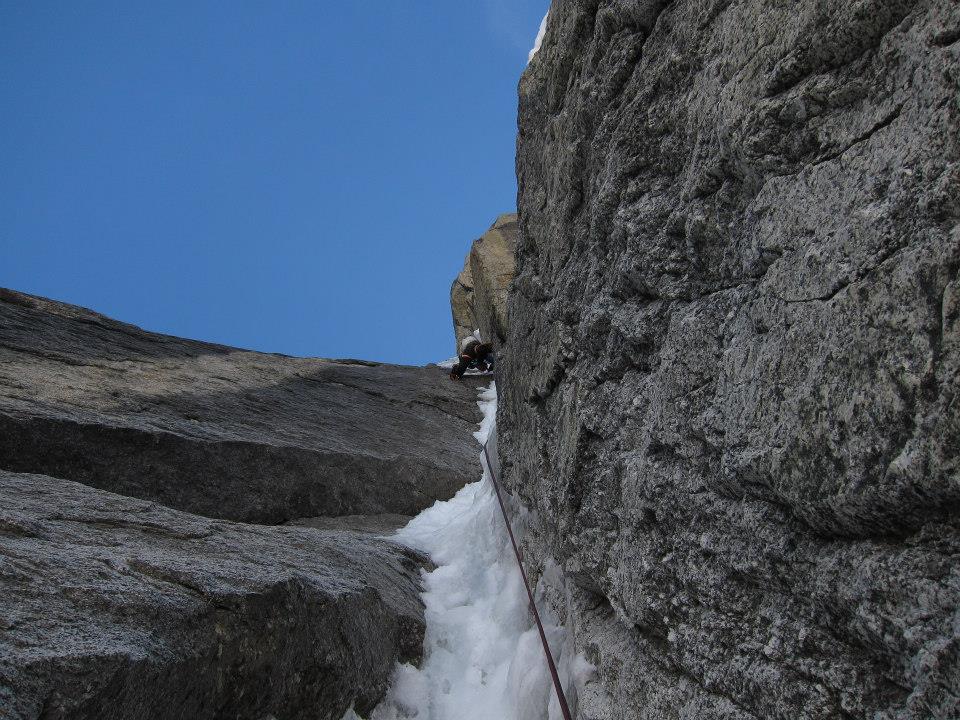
{"left": 481, "top": 441, "right": 574, "bottom": 720}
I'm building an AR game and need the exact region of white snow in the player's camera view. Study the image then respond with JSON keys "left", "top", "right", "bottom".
{"left": 354, "top": 382, "right": 593, "bottom": 720}
{"left": 528, "top": 11, "right": 549, "bottom": 63}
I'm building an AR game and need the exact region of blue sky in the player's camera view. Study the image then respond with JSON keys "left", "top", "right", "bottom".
{"left": 0, "top": 1, "right": 547, "bottom": 364}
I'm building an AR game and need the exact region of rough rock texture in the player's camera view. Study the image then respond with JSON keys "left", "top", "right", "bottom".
{"left": 0, "top": 288, "right": 483, "bottom": 523}
{"left": 287, "top": 513, "right": 412, "bottom": 535}
{"left": 450, "top": 213, "right": 518, "bottom": 349}
{"left": 0, "top": 470, "right": 426, "bottom": 720}
{"left": 503, "top": 1, "right": 959, "bottom": 718}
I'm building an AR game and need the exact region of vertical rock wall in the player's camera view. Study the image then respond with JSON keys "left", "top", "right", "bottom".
{"left": 502, "top": 1, "right": 959, "bottom": 718}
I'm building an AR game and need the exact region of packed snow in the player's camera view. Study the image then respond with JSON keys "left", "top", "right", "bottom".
{"left": 528, "top": 11, "right": 549, "bottom": 63}
{"left": 346, "top": 382, "right": 592, "bottom": 720}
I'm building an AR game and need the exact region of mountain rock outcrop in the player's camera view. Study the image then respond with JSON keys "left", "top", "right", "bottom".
{"left": 0, "top": 288, "right": 491, "bottom": 718}
{"left": 0, "top": 470, "right": 425, "bottom": 720}
{"left": 0, "top": 288, "right": 483, "bottom": 524}
{"left": 502, "top": 1, "right": 959, "bottom": 718}
{"left": 450, "top": 213, "right": 518, "bottom": 350}
{"left": 451, "top": 257, "right": 478, "bottom": 350}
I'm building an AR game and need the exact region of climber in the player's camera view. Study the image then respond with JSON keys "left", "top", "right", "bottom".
{"left": 449, "top": 332, "right": 495, "bottom": 380}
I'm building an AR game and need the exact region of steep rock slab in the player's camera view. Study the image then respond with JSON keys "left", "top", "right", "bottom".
{"left": 449, "top": 214, "right": 518, "bottom": 350}
{"left": 0, "top": 470, "right": 425, "bottom": 720}
{"left": 0, "top": 288, "right": 482, "bottom": 523}
{"left": 504, "top": 1, "right": 959, "bottom": 718}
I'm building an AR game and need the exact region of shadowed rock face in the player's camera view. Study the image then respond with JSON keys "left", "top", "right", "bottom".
{"left": 503, "top": 1, "right": 959, "bottom": 718}
{"left": 0, "top": 288, "right": 483, "bottom": 524}
{"left": 0, "top": 471, "right": 426, "bottom": 720}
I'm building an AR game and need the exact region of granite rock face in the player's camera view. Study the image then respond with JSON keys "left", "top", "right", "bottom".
{"left": 0, "top": 288, "right": 483, "bottom": 524}
{"left": 503, "top": 1, "right": 959, "bottom": 718}
{"left": 0, "top": 470, "right": 426, "bottom": 720}
{"left": 0, "top": 289, "right": 487, "bottom": 717}
{"left": 450, "top": 214, "right": 518, "bottom": 350}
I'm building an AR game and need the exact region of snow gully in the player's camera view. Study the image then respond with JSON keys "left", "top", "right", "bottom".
{"left": 346, "top": 383, "right": 591, "bottom": 720}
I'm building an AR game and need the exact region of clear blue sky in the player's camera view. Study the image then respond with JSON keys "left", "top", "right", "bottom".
{"left": 0, "top": 1, "right": 547, "bottom": 364}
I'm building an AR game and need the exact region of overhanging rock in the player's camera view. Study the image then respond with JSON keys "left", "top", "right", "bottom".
{"left": 449, "top": 213, "right": 517, "bottom": 351}
{"left": 0, "top": 288, "right": 483, "bottom": 524}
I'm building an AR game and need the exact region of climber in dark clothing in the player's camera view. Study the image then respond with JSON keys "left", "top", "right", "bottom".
{"left": 449, "top": 335, "right": 495, "bottom": 380}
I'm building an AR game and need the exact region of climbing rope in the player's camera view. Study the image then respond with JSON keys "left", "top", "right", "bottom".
{"left": 481, "top": 441, "right": 574, "bottom": 720}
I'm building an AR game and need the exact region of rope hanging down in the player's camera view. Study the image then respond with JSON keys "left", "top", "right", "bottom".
{"left": 481, "top": 442, "right": 574, "bottom": 720}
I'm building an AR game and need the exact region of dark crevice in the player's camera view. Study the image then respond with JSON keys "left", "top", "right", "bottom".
{"left": 773, "top": 243, "right": 909, "bottom": 304}
{"left": 930, "top": 27, "right": 960, "bottom": 47}
{"left": 812, "top": 103, "right": 904, "bottom": 167}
